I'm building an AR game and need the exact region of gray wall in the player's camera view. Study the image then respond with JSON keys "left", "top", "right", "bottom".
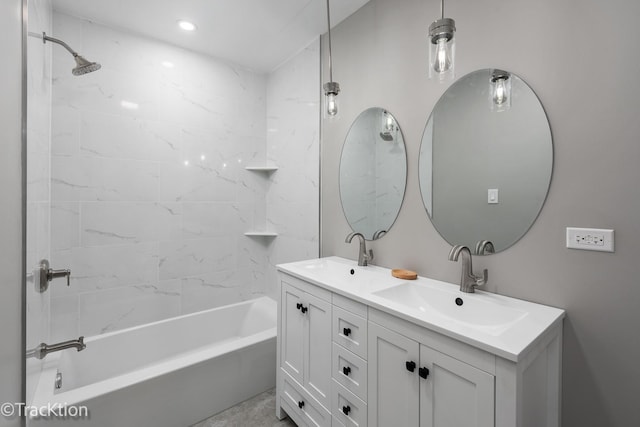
{"left": 321, "top": 0, "right": 640, "bottom": 426}
{"left": 0, "top": 0, "right": 24, "bottom": 426}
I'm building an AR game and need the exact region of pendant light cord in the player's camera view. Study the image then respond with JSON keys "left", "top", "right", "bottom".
{"left": 441, "top": 0, "right": 445, "bottom": 19}
{"left": 326, "top": 0, "right": 334, "bottom": 82}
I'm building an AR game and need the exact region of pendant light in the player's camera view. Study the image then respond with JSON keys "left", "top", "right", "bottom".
{"left": 429, "top": 0, "right": 456, "bottom": 81}
{"left": 323, "top": 0, "right": 340, "bottom": 118}
{"left": 490, "top": 70, "right": 511, "bottom": 112}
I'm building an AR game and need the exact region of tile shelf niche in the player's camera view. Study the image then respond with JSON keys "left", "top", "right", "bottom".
{"left": 244, "top": 231, "right": 279, "bottom": 237}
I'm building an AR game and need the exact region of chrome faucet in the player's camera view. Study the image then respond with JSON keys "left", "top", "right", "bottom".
{"left": 448, "top": 245, "right": 488, "bottom": 293}
{"left": 345, "top": 232, "right": 373, "bottom": 266}
{"left": 26, "top": 336, "right": 86, "bottom": 360}
{"left": 475, "top": 240, "right": 495, "bottom": 255}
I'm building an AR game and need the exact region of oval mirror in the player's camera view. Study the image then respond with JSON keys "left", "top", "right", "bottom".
{"left": 340, "top": 108, "right": 407, "bottom": 240}
{"left": 419, "top": 69, "right": 552, "bottom": 253}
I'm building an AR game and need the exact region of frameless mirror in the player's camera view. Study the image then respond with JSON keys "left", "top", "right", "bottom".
{"left": 340, "top": 108, "right": 407, "bottom": 240}
{"left": 419, "top": 69, "right": 552, "bottom": 253}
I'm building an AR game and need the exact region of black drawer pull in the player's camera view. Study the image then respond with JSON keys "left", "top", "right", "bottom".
{"left": 343, "top": 366, "right": 351, "bottom": 376}
{"left": 419, "top": 367, "right": 430, "bottom": 379}
{"left": 298, "top": 400, "right": 304, "bottom": 409}
{"left": 342, "top": 405, "right": 351, "bottom": 415}
{"left": 406, "top": 361, "right": 416, "bottom": 372}
{"left": 343, "top": 327, "right": 352, "bottom": 336}
{"left": 296, "top": 303, "right": 302, "bottom": 310}
{"left": 301, "top": 306, "right": 308, "bottom": 314}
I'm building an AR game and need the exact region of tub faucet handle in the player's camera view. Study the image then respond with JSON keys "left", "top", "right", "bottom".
{"left": 37, "top": 259, "right": 71, "bottom": 292}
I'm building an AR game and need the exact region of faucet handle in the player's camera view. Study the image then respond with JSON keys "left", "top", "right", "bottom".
{"left": 365, "top": 249, "right": 374, "bottom": 262}
{"left": 476, "top": 269, "right": 488, "bottom": 287}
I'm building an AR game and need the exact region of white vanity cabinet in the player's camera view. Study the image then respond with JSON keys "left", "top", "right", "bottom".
{"left": 368, "top": 321, "right": 494, "bottom": 427}
{"left": 278, "top": 274, "right": 333, "bottom": 426}
{"left": 276, "top": 257, "right": 564, "bottom": 427}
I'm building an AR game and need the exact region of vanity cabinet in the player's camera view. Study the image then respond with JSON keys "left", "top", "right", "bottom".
{"left": 276, "top": 259, "right": 563, "bottom": 427}
{"left": 368, "top": 321, "right": 494, "bottom": 427}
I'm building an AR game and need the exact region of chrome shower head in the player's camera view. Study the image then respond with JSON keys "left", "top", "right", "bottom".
{"left": 72, "top": 55, "right": 101, "bottom": 76}
{"left": 42, "top": 32, "right": 101, "bottom": 76}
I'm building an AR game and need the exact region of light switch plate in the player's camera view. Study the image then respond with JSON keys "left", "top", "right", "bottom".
{"left": 566, "top": 227, "right": 614, "bottom": 252}
{"left": 488, "top": 189, "right": 499, "bottom": 204}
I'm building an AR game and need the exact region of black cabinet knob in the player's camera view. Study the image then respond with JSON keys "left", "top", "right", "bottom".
{"left": 342, "top": 405, "right": 351, "bottom": 415}
{"left": 296, "top": 303, "right": 302, "bottom": 310}
{"left": 301, "top": 306, "right": 308, "bottom": 314}
{"left": 343, "top": 366, "right": 351, "bottom": 376}
{"left": 298, "top": 400, "right": 304, "bottom": 409}
{"left": 343, "top": 327, "right": 352, "bottom": 336}
{"left": 419, "top": 367, "right": 430, "bottom": 379}
{"left": 406, "top": 361, "right": 416, "bottom": 372}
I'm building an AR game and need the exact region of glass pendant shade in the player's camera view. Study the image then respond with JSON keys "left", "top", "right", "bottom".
{"left": 429, "top": 18, "right": 456, "bottom": 81}
{"left": 324, "top": 81, "right": 340, "bottom": 118}
{"left": 490, "top": 71, "right": 511, "bottom": 112}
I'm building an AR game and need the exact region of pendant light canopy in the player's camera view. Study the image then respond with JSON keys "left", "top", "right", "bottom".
{"left": 429, "top": 0, "right": 456, "bottom": 81}
{"left": 323, "top": 0, "right": 340, "bottom": 117}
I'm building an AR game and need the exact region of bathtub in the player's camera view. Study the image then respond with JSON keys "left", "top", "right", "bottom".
{"left": 29, "top": 296, "right": 277, "bottom": 427}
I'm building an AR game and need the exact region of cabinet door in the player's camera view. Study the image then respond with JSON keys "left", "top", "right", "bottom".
{"left": 281, "top": 282, "right": 305, "bottom": 385}
{"left": 368, "top": 322, "right": 420, "bottom": 427}
{"left": 419, "top": 344, "right": 495, "bottom": 427}
{"left": 304, "top": 291, "right": 332, "bottom": 409}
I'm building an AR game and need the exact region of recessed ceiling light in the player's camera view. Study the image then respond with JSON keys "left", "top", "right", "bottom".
{"left": 121, "top": 100, "right": 139, "bottom": 110}
{"left": 161, "top": 61, "right": 175, "bottom": 68}
{"left": 178, "top": 20, "right": 196, "bottom": 31}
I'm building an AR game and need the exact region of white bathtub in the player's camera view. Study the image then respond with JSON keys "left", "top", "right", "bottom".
{"left": 29, "top": 296, "right": 277, "bottom": 427}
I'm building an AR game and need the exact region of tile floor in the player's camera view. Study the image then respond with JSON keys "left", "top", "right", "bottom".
{"left": 191, "top": 388, "right": 297, "bottom": 427}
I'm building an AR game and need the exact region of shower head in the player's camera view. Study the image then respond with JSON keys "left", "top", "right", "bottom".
{"left": 72, "top": 55, "right": 101, "bottom": 76}
{"left": 42, "top": 32, "right": 101, "bottom": 76}
{"left": 379, "top": 132, "right": 394, "bottom": 141}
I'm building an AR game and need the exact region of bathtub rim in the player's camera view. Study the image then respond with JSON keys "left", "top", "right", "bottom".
{"left": 31, "top": 296, "right": 276, "bottom": 409}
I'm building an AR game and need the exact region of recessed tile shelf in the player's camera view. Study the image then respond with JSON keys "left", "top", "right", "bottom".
{"left": 245, "top": 166, "right": 278, "bottom": 172}
{"left": 244, "top": 232, "right": 279, "bottom": 237}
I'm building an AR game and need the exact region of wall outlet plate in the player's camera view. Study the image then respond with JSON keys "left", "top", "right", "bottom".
{"left": 566, "top": 227, "right": 614, "bottom": 252}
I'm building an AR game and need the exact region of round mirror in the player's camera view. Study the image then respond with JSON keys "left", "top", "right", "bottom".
{"left": 419, "top": 69, "right": 552, "bottom": 253}
{"left": 340, "top": 108, "right": 407, "bottom": 240}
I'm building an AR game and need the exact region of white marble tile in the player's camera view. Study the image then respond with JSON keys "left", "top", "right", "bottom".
{"left": 81, "top": 110, "right": 181, "bottom": 161}
{"left": 67, "top": 243, "right": 159, "bottom": 292}
{"left": 182, "top": 202, "right": 247, "bottom": 239}
{"left": 159, "top": 237, "right": 236, "bottom": 280}
{"left": 50, "top": 294, "right": 79, "bottom": 343}
{"left": 52, "top": 105, "right": 80, "bottom": 156}
{"left": 80, "top": 202, "right": 181, "bottom": 246}
{"left": 179, "top": 269, "right": 248, "bottom": 314}
{"left": 51, "top": 202, "right": 80, "bottom": 251}
{"left": 52, "top": 155, "right": 159, "bottom": 202}
{"left": 78, "top": 282, "right": 181, "bottom": 336}
{"left": 159, "top": 159, "right": 238, "bottom": 202}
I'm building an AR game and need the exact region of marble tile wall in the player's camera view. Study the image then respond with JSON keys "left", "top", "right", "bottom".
{"left": 26, "top": 0, "right": 52, "bottom": 405}
{"left": 264, "top": 39, "right": 321, "bottom": 297}
{"left": 50, "top": 13, "right": 270, "bottom": 339}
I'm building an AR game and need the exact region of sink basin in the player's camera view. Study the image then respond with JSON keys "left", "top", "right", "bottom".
{"left": 290, "top": 258, "right": 390, "bottom": 290}
{"left": 372, "top": 282, "right": 529, "bottom": 336}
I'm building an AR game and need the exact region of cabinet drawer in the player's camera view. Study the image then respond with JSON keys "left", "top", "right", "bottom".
{"left": 333, "top": 306, "right": 367, "bottom": 360}
{"left": 332, "top": 343, "right": 367, "bottom": 402}
{"left": 280, "top": 369, "right": 331, "bottom": 427}
{"left": 332, "top": 380, "right": 367, "bottom": 427}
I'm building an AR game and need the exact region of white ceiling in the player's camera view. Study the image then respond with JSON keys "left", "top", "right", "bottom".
{"left": 52, "top": 0, "right": 370, "bottom": 72}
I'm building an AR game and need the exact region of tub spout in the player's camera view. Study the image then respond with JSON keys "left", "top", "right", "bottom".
{"left": 26, "top": 336, "right": 86, "bottom": 360}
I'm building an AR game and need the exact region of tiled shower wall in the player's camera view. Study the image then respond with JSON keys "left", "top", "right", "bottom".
{"left": 49, "top": 13, "right": 320, "bottom": 340}
{"left": 26, "top": 0, "right": 52, "bottom": 404}
{"left": 49, "top": 13, "right": 269, "bottom": 339}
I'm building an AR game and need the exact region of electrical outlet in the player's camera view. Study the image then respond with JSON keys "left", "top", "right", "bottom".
{"left": 566, "top": 227, "right": 614, "bottom": 252}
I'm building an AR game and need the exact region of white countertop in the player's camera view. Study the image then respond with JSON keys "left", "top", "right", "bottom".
{"left": 277, "top": 256, "right": 565, "bottom": 362}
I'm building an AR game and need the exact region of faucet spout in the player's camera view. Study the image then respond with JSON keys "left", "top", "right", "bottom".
{"left": 448, "top": 245, "right": 488, "bottom": 293}
{"left": 345, "top": 232, "right": 374, "bottom": 266}
{"left": 26, "top": 336, "right": 86, "bottom": 360}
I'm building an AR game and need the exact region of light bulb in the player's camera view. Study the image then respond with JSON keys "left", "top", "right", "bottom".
{"left": 433, "top": 37, "right": 452, "bottom": 73}
{"left": 493, "top": 78, "right": 507, "bottom": 105}
{"left": 384, "top": 113, "right": 394, "bottom": 132}
{"left": 326, "top": 92, "right": 338, "bottom": 117}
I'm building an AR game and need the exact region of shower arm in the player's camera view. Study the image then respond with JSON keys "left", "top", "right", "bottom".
{"left": 42, "top": 32, "right": 79, "bottom": 57}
